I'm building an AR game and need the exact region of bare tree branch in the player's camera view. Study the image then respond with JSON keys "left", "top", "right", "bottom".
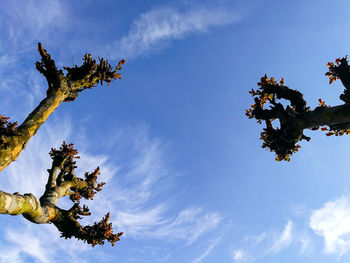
{"left": 0, "top": 142, "right": 122, "bottom": 246}
{"left": 247, "top": 56, "right": 350, "bottom": 161}
{"left": 0, "top": 43, "right": 126, "bottom": 173}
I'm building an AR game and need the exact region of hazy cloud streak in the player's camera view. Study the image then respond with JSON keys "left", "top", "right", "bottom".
{"left": 232, "top": 220, "right": 295, "bottom": 262}
{"left": 110, "top": 7, "right": 240, "bottom": 59}
{"left": 268, "top": 221, "right": 293, "bottom": 254}
{"left": 192, "top": 236, "right": 222, "bottom": 263}
{"left": 0, "top": 119, "right": 221, "bottom": 262}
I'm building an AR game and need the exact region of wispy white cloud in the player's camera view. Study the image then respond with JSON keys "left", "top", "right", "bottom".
{"left": 0, "top": 0, "right": 68, "bottom": 51}
{"left": 232, "top": 249, "right": 250, "bottom": 262}
{"left": 244, "top": 231, "right": 267, "bottom": 246}
{"left": 109, "top": 6, "right": 240, "bottom": 59}
{"left": 299, "top": 233, "right": 312, "bottom": 255}
{"left": 0, "top": 66, "right": 48, "bottom": 123}
{"left": 232, "top": 220, "right": 295, "bottom": 263}
{"left": 0, "top": 118, "right": 221, "bottom": 262}
{"left": 150, "top": 207, "right": 221, "bottom": 244}
{"left": 267, "top": 220, "right": 293, "bottom": 254}
{"left": 90, "top": 127, "right": 221, "bottom": 244}
{"left": 309, "top": 196, "right": 350, "bottom": 256}
{"left": 0, "top": 221, "right": 90, "bottom": 263}
{"left": 192, "top": 236, "right": 222, "bottom": 263}
{"left": 0, "top": 3, "right": 240, "bottom": 120}
{"left": 0, "top": 1, "right": 71, "bottom": 118}
{"left": 290, "top": 202, "right": 308, "bottom": 218}
{"left": 0, "top": 4, "right": 228, "bottom": 261}
{"left": 5, "top": 225, "right": 54, "bottom": 263}
{"left": 0, "top": 243, "right": 22, "bottom": 263}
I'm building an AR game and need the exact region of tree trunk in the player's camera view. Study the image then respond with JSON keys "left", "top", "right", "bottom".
{"left": 0, "top": 43, "right": 124, "bottom": 173}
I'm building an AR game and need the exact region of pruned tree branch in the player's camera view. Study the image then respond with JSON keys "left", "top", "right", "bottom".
{"left": 0, "top": 43, "right": 126, "bottom": 173}
{"left": 247, "top": 56, "right": 350, "bottom": 161}
{"left": 0, "top": 142, "right": 123, "bottom": 246}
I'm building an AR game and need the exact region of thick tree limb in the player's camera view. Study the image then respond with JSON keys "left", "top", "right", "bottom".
{"left": 0, "top": 190, "right": 55, "bottom": 222}
{"left": 0, "top": 142, "right": 122, "bottom": 246}
{"left": 0, "top": 43, "right": 125, "bottom": 173}
{"left": 247, "top": 57, "right": 350, "bottom": 161}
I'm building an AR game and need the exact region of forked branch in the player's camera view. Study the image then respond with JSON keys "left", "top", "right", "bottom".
{"left": 247, "top": 56, "right": 350, "bottom": 161}
{"left": 0, "top": 43, "right": 125, "bottom": 173}
{"left": 0, "top": 142, "right": 123, "bottom": 247}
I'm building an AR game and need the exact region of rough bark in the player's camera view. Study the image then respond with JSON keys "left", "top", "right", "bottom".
{"left": 0, "top": 44, "right": 124, "bottom": 246}
{"left": 0, "top": 43, "right": 125, "bottom": 173}
{"left": 0, "top": 142, "right": 123, "bottom": 247}
{"left": 0, "top": 190, "right": 55, "bottom": 223}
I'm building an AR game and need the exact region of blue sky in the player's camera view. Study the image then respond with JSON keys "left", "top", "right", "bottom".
{"left": 1, "top": 0, "right": 350, "bottom": 262}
